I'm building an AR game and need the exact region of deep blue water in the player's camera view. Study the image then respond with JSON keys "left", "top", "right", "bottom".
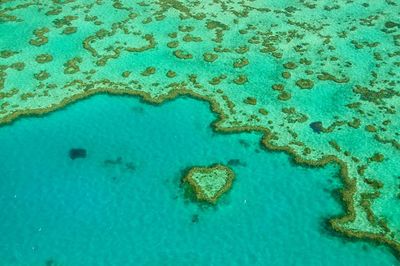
{"left": 0, "top": 95, "right": 397, "bottom": 265}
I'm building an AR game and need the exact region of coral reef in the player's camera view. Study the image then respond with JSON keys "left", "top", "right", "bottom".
{"left": 0, "top": 0, "right": 399, "bottom": 257}
{"left": 183, "top": 164, "right": 235, "bottom": 204}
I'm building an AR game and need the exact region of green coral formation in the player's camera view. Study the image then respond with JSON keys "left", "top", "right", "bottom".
{"left": 183, "top": 164, "right": 235, "bottom": 204}
{"left": 0, "top": 0, "right": 399, "bottom": 258}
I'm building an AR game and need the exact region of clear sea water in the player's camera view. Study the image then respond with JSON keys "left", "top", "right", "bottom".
{"left": 0, "top": 95, "right": 397, "bottom": 266}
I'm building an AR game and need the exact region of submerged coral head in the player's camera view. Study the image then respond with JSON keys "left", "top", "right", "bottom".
{"left": 69, "top": 148, "right": 87, "bottom": 160}
{"left": 309, "top": 121, "right": 323, "bottom": 134}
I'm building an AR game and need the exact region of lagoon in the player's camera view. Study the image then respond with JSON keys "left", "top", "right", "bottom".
{"left": 0, "top": 95, "right": 396, "bottom": 265}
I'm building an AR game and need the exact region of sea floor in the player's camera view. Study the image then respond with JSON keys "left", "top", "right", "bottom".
{"left": 0, "top": 95, "right": 397, "bottom": 266}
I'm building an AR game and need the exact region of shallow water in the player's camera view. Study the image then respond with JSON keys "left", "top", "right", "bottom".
{"left": 0, "top": 95, "right": 397, "bottom": 265}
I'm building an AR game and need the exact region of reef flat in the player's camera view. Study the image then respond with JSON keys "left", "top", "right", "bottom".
{"left": 0, "top": 0, "right": 399, "bottom": 257}
{"left": 183, "top": 164, "right": 235, "bottom": 204}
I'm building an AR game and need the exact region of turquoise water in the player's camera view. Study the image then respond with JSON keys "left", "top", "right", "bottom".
{"left": 0, "top": 95, "right": 397, "bottom": 265}
{"left": 1, "top": 0, "right": 400, "bottom": 250}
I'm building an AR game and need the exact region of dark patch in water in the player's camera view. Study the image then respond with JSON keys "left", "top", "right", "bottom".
{"left": 131, "top": 106, "right": 144, "bottom": 113}
{"left": 191, "top": 214, "right": 199, "bottom": 223}
{"left": 104, "top": 157, "right": 135, "bottom": 172}
{"left": 329, "top": 188, "right": 345, "bottom": 208}
{"left": 125, "top": 162, "right": 136, "bottom": 171}
{"left": 239, "top": 139, "right": 250, "bottom": 148}
{"left": 227, "top": 159, "right": 247, "bottom": 167}
{"left": 384, "top": 21, "right": 399, "bottom": 28}
{"left": 104, "top": 156, "right": 122, "bottom": 165}
{"left": 309, "top": 121, "right": 323, "bottom": 134}
{"left": 45, "top": 259, "right": 56, "bottom": 266}
{"left": 69, "top": 148, "right": 87, "bottom": 160}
